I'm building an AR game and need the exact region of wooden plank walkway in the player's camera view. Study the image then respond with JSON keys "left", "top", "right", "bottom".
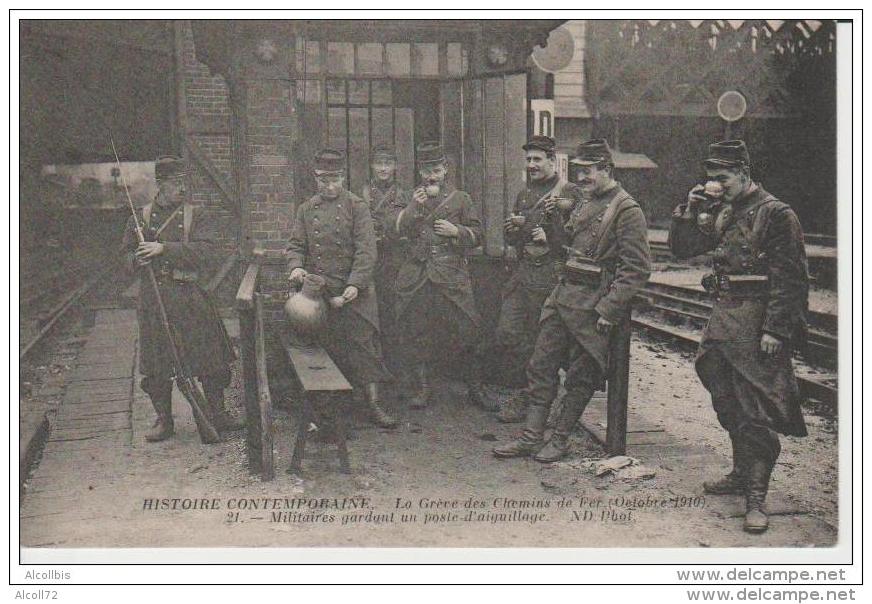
{"left": 20, "top": 309, "right": 138, "bottom": 546}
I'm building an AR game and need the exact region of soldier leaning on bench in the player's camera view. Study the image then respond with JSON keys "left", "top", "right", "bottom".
{"left": 493, "top": 139, "right": 652, "bottom": 463}
{"left": 668, "top": 140, "right": 810, "bottom": 534}
{"left": 123, "top": 155, "right": 241, "bottom": 443}
{"left": 285, "top": 149, "right": 398, "bottom": 429}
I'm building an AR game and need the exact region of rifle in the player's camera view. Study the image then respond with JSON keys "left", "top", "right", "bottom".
{"left": 111, "top": 136, "right": 220, "bottom": 444}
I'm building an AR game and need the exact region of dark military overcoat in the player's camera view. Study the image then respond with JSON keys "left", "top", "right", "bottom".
{"left": 668, "top": 185, "right": 808, "bottom": 436}
{"left": 123, "top": 202, "right": 235, "bottom": 380}
{"left": 542, "top": 182, "right": 652, "bottom": 377}
{"left": 391, "top": 184, "right": 483, "bottom": 327}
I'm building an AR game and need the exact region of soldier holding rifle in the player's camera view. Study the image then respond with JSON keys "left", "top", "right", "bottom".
{"left": 286, "top": 149, "right": 397, "bottom": 429}
{"left": 487, "top": 135, "right": 583, "bottom": 422}
{"left": 493, "top": 139, "right": 651, "bottom": 462}
{"left": 669, "top": 140, "right": 809, "bottom": 534}
{"left": 123, "top": 155, "right": 239, "bottom": 442}
{"left": 392, "top": 142, "right": 484, "bottom": 410}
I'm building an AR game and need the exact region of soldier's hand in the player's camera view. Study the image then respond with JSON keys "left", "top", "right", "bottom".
{"left": 760, "top": 333, "right": 783, "bottom": 356}
{"left": 687, "top": 184, "right": 707, "bottom": 211}
{"left": 412, "top": 187, "right": 429, "bottom": 205}
{"left": 596, "top": 315, "right": 615, "bottom": 334}
{"left": 136, "top": 241, "right": 165, "bottom": 260}
{"left": 328, "top": 296, "right": 346, "bottom": 309}
{"left": 531, "top": 226, "right": 547, "bottom": 244}
{"left": 289, "top": 268, "right": 307, "bottom": 286}
{"left": 342, "top": 285, "right": 359, "bottom": 303}
{"left": 433, "top": 219, "right": 460, "bottom": 238}
{"left": 543, "top": 197, "right": 557, "bottom": 215}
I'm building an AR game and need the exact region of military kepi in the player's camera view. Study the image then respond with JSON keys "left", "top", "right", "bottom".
{"left": 313, "top": 148, "right": 346, "bottom": 175}
{"left": 416, "top": 141, "right": 446, "bottom": 166}
{"left": 704, "top": 139, "right": 751, "bottom": 169}
{"left": 371, "top": 146, "right": 396, "bottom": 162}
{"left": 155, "top": 155, "right": 188, "bottom": 181}
{"left": 570, "top": 138, "right": 614, "bottom": 166}
{"left": 522, "top": 135, "right": 556, "bottom": 155}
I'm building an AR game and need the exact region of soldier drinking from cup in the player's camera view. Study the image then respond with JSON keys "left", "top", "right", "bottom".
{"left": 392, "top": 141, "right": 484, "bottom": 409}
{"left": 669, "top": 140, "right": 809, "bottom": 534}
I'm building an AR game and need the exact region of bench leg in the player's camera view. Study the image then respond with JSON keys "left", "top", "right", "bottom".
{"left": 289, "top": 396, "right": 311, "bottom": 473}
{"left": 334, "top": 394, "right": 351, "bottom": 474}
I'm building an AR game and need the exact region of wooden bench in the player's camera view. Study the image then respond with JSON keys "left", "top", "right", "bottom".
{"left": 278, "top": 331, "right": 353, "bottom": 474}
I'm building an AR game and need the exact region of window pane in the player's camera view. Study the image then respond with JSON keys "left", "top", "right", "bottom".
{"left": 356, "top": 43, "right": 383, "bottom": 75}
{"left": 371, "top": 107, "right": 394, "bottom": 152}
{"left": 385, "top": 43, "right": 410, "bottom": 77}
{"left": 295, "top": 78, "right": 322, "bottom": 105}
{"left": 414, "top": 43, "right": 439, "bottom": 76}
{"left": 326, "top": 80, "right": 346, "bottom": 104}
{"left": 371, "top": 80, "right": 392, "bottom": 105}
{"left": 327, "top": 42, "right": 354, "bottom": 75}
{"left": 394, "top": 107, "right": 414, "bottom": 189}
{"left": 327, "top": 107, "right": 347, "bottom": 151}
{"left": 348, "top": 80, "right": 369, "bottom": 105}
{"left": 447, "top": 43, "right": 464, "bottom": 76}
{"left": 303, "top": 40, "right": 321, "bottom": 74}
{"left": 348, "top": 108, "right": 369, "bottom": 192}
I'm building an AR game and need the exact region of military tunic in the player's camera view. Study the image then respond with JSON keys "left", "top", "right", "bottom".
{"left": 392, "top": 184, "right": 483, "bottom": 368}
{"left": 122, "top": 202, "right": 235, "bottom": 393}
{"left": 491, "top": 175, "right": 582, "bottom": 386}
{"left": 362, "top": 181, "right": 408, "bottom": 368}
{"left": 285, "top": 189, "right": 391, "bottom": 386}
{"left": 525, "top": 182, "right": 651, "bottom": 409}
{"left": 668, "top": 185, "right": 808, "bottom": 442}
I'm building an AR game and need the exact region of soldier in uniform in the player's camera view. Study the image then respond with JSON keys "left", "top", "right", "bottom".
{"left": 123, "top": 155, "right": 239, "bottom": 442}
{"left": 286, "top": 149, "right": 397, "bottom": 429}
{"left": 360, "top": 146, "right": 407, "bottom": 373}
{"left": 494, "top": 139, "right": 651, "bottom": 462}
{"left": 669, "top": 140, "right": 809, "bottom": 534}
{"left": 488, "top": 134, "right": 583, "bottom": 422}
{"left": 392, "top": 141, "right": 483, "bottom": 409}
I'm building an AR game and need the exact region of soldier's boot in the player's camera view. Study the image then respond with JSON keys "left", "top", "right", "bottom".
{"left": 408, "top": 365, "right": 432, "bottom": 410}
{"left": 203, "top": 383, "right": 244, "bottom": 432}
{"left": 365, "top": 383, "right": 398, "bottom": 429}
{"left": 145, "top": 394, "right": 174, "bottom": 442}
{"left": 744, "top": 455, "right": 775, "bottom": 534}
{"left": 492, "top": 404, "right": 548, "bottom": 458}
{"left": 497, "top": 391, "right": 528, "bottom": 423}
{"left": 534, "top": 385, "right": 594, "bottom": 463}
{"left": 703, "top": 432, "right": 747, "bottom": 495}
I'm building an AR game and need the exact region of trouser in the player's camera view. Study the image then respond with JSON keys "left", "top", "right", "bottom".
{"left": 399, "top": 281, "right": 480, "bottom": 383}
{"left": 486, "top": 283, "right": 552, "bottom": 388}
{"left": 140, "top": 368, "right": 232, "bottom": 412}
{"left": 525, "top": 310, "right": 603, "bottom": 411}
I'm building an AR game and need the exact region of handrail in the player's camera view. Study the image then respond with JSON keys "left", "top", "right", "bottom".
{"left": 235, "top": 247, "right": 265, "bottom": 310}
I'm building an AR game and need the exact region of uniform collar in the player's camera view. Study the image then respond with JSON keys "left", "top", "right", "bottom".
{"left": 589, "top": 180, "right": 621, "bottom": 203}
{"left": 371, "top": 179, "right": 395, "bottom": 193}
{"left": 730, "top": 182, "right": 762, "bottom": 209}
{"left": 528, "top": 173, "right": 560, "bottom": 195}
{"left": 315, "top": 189, "right": 348, "bottom": 205}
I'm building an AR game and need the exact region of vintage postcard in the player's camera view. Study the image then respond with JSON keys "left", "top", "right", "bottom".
{"left": 13, "top": 13, "right": 855, "bottom": 578}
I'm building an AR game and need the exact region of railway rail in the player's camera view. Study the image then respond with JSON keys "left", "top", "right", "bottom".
{"left": 633, "top": 283, "right": 838, "bottom": 410}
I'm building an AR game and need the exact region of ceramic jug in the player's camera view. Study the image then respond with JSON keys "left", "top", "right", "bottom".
{"left": 285, "top": 273, "right": 328, "bottom": 342}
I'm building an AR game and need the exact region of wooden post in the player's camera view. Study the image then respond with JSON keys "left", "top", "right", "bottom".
{"left": 234, "top": 248, "right": 264, "bottom": 474}
{"left": 605, "top": 310, "right": 632, "bottom": 456}
{"left": 254, "top": 292, "right": 274, "bottom": 481}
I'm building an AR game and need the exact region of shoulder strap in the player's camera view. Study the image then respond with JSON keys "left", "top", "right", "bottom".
{"left": 736, "top": 194, "right": 778, "bottom": 251}
{"left": 593, "top": 190, "right": 635, "bottom": 258}
{"left": 424, "top": 190, "right": 457, "bottom": 223}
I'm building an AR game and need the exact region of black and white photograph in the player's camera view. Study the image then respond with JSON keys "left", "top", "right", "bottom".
{"left": 12, "top": 12, "right": 857, "bottom": 582}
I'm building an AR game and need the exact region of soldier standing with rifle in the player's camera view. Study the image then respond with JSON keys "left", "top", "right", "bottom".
{"left": 493, "top": 139, "right": 651, "bottom": 462}
{"left": 487, "top": 135, "right": 583, "bottom": 422}
{"left": 668, "top": 140, "right": 809, "bottom": 534}
{"left": 392, "top": 142, "right": 484, "bottom": 409}
{"left": 286, "top": 149, "right": 397, "bottom": 429}
{"left": 123, "top": 155, "right": 239, "bottom": 442}
{"left": 361, "top": 146, "right": 407, "bottom": 374}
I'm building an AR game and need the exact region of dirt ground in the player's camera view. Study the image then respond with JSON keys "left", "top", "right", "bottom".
{"left": 19, "top": 319, "right": 838, "bottom": 550}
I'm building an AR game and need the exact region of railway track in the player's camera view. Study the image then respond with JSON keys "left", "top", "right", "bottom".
{"left": 632, "top": 283, "right": 838, "bottom": 410}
